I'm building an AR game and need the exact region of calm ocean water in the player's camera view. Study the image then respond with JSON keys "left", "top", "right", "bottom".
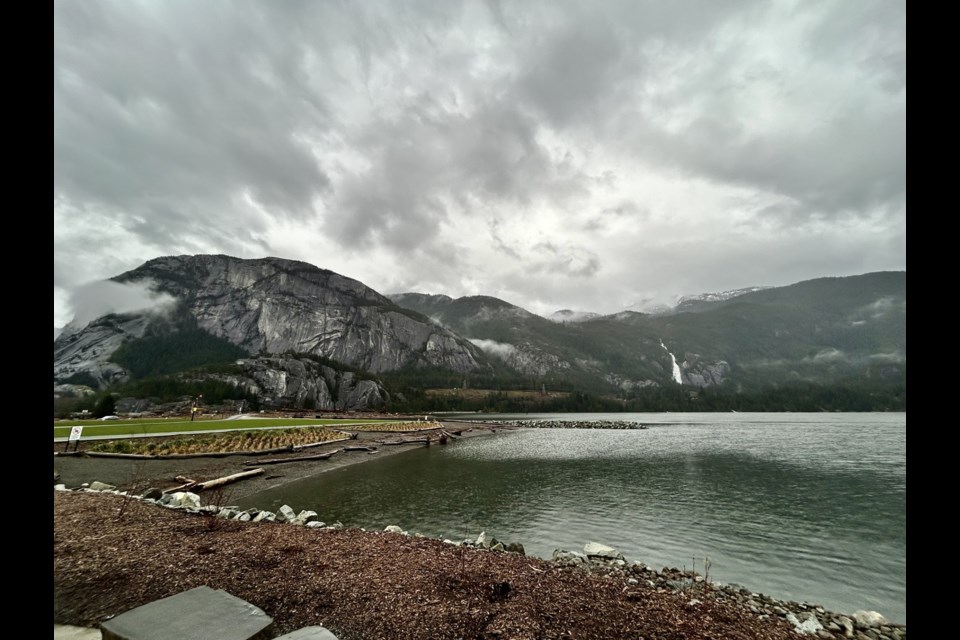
{"left": 238, "top": 412, "right": 906, "bottom": 624}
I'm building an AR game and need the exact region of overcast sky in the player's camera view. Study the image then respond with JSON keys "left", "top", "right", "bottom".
{"left": 54, "top": 0, "right": 905, "bottom": 328}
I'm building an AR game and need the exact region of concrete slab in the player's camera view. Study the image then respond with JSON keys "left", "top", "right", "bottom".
{"left": 273, "top": 627, "right": 339, "bottom": 640}
{"left": 54, "top": 625, "right": 102, "bottom": 640}
{"left": 99, "top": 586, "right": 273, "bottom": 640}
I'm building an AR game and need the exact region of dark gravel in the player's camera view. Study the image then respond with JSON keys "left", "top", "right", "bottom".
{"left": 54, "top": 491, "right": 801, "bottom": 640}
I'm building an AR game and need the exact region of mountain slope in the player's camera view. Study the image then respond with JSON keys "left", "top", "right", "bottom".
{"left": 390, "top": 271, "right": 906, "bottom": 392}
{"left": 54, "top": 255, "right": 489, "bottom": 388}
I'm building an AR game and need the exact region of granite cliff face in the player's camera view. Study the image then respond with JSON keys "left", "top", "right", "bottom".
{"left": 53, "top": 314, "right": 152, "bottom": 388}
{"left": 53, "top": 255, "right": 488, "bottom": 390}
{"left": 198, "top": 356, "right": 389, "bottom": 411}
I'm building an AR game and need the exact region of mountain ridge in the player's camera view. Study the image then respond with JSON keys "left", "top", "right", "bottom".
{"left": 54, "top": 256, "right": 905, "bottom": 410}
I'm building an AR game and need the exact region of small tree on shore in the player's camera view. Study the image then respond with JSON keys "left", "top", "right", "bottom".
{"left": 93, "top": 394, "right": 116, "bottom": 418}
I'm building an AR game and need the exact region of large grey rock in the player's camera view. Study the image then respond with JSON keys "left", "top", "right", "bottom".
{"left": 252, "top": 511, "right": 276, "bottom": 523}
{"left": 552, "top": 549, "right": 587, "bottom": 566}
{"left": 100, "top": 585, "right": 273, "bottom": 640}
{"left": 276, "top": 505, "right": 298, "bottom": 523}
{"left": 167, "top": 492, "right": 201, "bottom": 509}
{"left": 852, "top": 611, "right": 888, "bottom": 628}
{"left": 787, "top": 612, "right": 825, "bottom": 635}
{"left": 141, "top": 488, "right": 163, "bottom": 500}
{"left": 583, "top": 542, "right": 625, "bottom": 561}
{"left": 293, "top": 510, "right": 320, "bottom": 525}
{"left": 475, "top": 531, "right": 499, "bottom": 548}
{"left": 273, "top": 627, "right": 339, "bottom": 640}
{"left": 384, "top": 525, "right": 407, "bottom": 535}
{"left": 89, "top": 481, "right": 117, "bottom": 492}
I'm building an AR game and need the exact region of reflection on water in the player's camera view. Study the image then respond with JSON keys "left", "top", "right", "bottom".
{"left": 237, "top": 412, "right": 906, "bottom": 624}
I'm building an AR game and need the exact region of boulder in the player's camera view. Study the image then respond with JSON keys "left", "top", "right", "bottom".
{"left": 384, "top": 525, "right": 407, "bottom": 535}
{"left": 276, "top": 505, "right": 298, "bottom": 523}
{"left": 252, "top": 511, "right": 276, "bottom": 523}
{"left": 89, "top": 481, "right": 117, "bottom": 492}
{"left": 552, "top": 549, "right": 587, "bottom": 566}
{"left": 504, "top": 542, "right": 526, "bottom": 555}
{"left": 852, "top": 611, "right": 887, "bottom": 628}
{"left": 167, "top": 492, "right": 201, "bottom": 509}
{"left": 475, "top": 531, "right": 499, "bottom": 548}
{"left": 583, "top": 542, "right": 625, "bottom": 561}
{"left": 294, "top": 510, "right": 320, "bottom": 525}
{"left": 141, "top": 487, "right": 163, "bottom": 500}
{"left": 787, "top": 612, "right": 824, "bottom": 635}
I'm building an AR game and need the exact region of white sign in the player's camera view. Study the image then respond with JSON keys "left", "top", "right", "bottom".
{"left": 69, "top": 426, "right": 83, "bottom": 442}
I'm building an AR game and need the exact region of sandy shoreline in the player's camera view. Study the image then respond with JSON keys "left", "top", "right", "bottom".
{"left": 53, "top": 420, "right": 506, "bottom": 504}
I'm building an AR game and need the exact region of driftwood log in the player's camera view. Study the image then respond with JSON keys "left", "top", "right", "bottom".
{"left": 244, "top": 448, "right": 343, "bottom": 466}
{"left": 163, "top": 468, "right": 264, "bottom": 494}
{"left": 193, "top": 468, "right": 264, "bottom": 491}
{"left": 381, "top": 437, "right": 431, "bottom": 446}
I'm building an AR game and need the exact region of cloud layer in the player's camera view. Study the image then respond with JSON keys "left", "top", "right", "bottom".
{"left": 54, "top": 0, "right": 905, "bottom": 327}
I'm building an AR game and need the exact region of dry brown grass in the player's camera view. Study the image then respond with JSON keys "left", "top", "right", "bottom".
{"left": 87, "top": 427, "right": 350, "bottom": 456}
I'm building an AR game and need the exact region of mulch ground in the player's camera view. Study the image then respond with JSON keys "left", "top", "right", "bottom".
{"left": 54, "top": 491, "right": 799, "bottom": 640}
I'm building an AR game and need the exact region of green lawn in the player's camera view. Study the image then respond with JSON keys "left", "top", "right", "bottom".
{"left": 53, "top": 417, "right": 397, "bottom": 439}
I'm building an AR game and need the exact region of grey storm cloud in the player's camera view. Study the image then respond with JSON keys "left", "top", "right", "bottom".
{"left": 54, "top": 0, "right": 905, "bottom": 327}
{"left": 65, "top": 280, "right": 177, "bottom": 329}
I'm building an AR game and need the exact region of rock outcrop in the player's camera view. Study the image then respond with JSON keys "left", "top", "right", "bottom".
{"left": 207, "top": 356, "right": 389, "bottom": 410}
{"left": 54, "top": 255, "right": 490, "bottom": 388}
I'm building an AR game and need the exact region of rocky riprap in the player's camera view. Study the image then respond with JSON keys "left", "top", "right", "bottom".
{"left": 480, "top": 419, "right": 649, "bottom": 429}
{"left": 551, "top": 547, "right": 906, "bottom": 639}
{"left": 57, "top": 482, "right": 905, "bottom": 639}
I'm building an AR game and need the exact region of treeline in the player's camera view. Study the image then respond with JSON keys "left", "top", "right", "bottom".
{"left": 378, "top": 366, "right": 604, "bottom": 395}
{"left": 109, "top": 311, "right": 248, "bottom": 379}
{"left": 110, "top": 377, "right": 260, "bottom": 406}
{"left": 388, "top": 381, "right": 906, "bottom": 413}
{"left": 54, "top": 378, "right": 261, "bottom": 419}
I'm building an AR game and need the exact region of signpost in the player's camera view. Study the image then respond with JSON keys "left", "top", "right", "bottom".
{"left": 66, "top": 425, "right": 83, "bottom": 452}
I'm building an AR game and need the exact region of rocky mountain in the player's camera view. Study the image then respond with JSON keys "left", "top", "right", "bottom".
{"left": 390, "top": 271, "right": 906, "bottom": 392}
{"left": 53, "top": 256, "right": 905, "bottom": 410}
{"left": 54, "top": 255, "right": 489, "bottom": 392}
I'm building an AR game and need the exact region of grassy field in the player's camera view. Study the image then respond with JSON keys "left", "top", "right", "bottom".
{"left": 53, "top": 417, "right": 397, "bottom": 439}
